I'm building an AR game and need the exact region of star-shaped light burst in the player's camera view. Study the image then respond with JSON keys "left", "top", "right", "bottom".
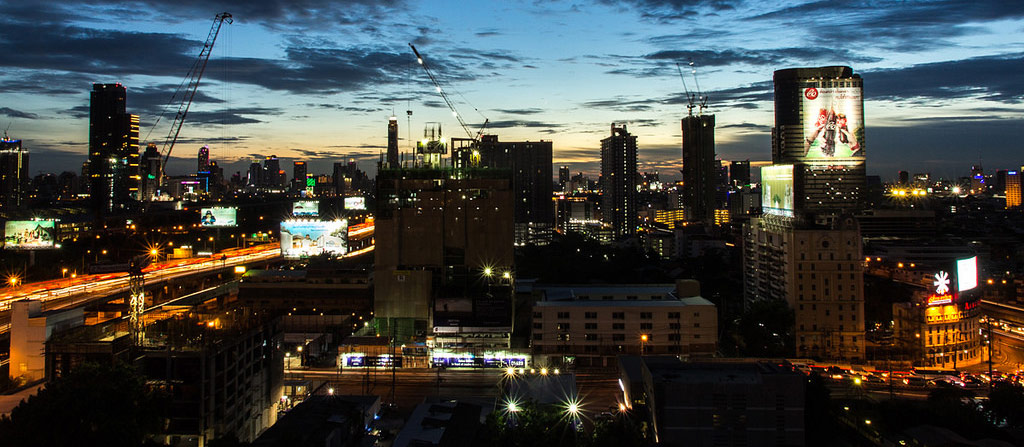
{"left": 934, "top": 271, "right": 950, "bottom": 295}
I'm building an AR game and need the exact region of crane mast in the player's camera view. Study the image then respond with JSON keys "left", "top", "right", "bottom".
{"left": 157, "top": 12, "right": 232, "bottom": 190}
{"left": 408, "top": 43, "right": 488, "bottom": 142}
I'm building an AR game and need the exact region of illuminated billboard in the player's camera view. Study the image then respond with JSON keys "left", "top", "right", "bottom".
{"left": 280, "top": 219, "right": 348, "bottom": 259}
{"left": 956, "top": 256, "right": 977, "bottom": 292}
{"left": 761, "top": 165, "right": 794, "bottom": 217}
{"left": 802, "top": 86, "right": 865, "bottom": 159}
{"left": 4, "top": 220, "right": 58, "bottom": 250}
{"left": 344, "top": 197, "right": 366, "bottom": 210}
{"left": 292, "top": 200, "right": 319, "bottom": 217}
{"left": 200, "top": 207, "right": 237, "bottom": 227}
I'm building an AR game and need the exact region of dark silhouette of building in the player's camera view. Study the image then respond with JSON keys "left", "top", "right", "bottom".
{"left": 88, "top": 83, "right": 140, "bottom": 214}
{"left": 600, "top": 123, "right": 638, "bottom": 240}
{"left": 730, "top": 160, "right": 751, "bottom": 186}
{"left": 0, "top": 136, "right": 29, "bottom": 211}
{"left": 263, "top": 155, "right": 283, "bottom": 189}
{"left": 772, "top": 67, "right": 865, "bottom": 216}
{"left": 682, "top": 114, "right": 716, "bottom": 223}
{"left": 197, "top": 145, "right": 210, "bottom": 173}
{"left": 140, "top": 143, "right": 161, "bottom": 200}
{"left": 292, "top": 161, "right": 307, "bottom": 193}
{"left": 475, "top": 135, "right": 553, "bottom": 245}
{"left": 898, "top": 170, "right": 910, "bottom": 186}
{"left": 387, "top": 115, "right": 399, "bottom": 167}
{"left": 559, "top": 165, "right": 570, "bottom": 192}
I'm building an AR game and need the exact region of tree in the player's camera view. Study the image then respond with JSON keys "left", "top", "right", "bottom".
{"left": 590, "top": 413, "right": 648, "bottom": 447}
{"left": 0, "top": 362, "right": 167, "bottom": 447}
{"left": 985, "top": 382, "right": 1024, "bottom": 428}
{"left": 737, "top": 298, "right": 794, "bottom": 357}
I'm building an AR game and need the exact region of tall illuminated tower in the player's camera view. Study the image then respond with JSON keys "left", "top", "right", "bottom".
{"left": 1007, "top": 170, "right": 1021, "bottom": 209}
{"left": 197, "top": 145, "right": 210, "bottom": 173}
{"left": 88, "top": 83, "right": 139, "bottom": 214}
{"left": 600, "top": 123, "right": 637, "bottom": 240}
{"left": 387, "top": 116, "right": 399, "bottom": 167}
{"left": 772, "top": 67, "right": 865, "bottom": 217}
{"left": 681, "top": 114, "right": 716, "bottom": 223}
{"left": 0, "top": 136, "right": 29, "bottom": 210}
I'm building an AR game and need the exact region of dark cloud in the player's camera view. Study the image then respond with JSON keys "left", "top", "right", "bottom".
{"left": 184, "top": 107, "right": 282, "bottom": 126}
{"left": 865, "top": 53, "right": 1024, "bottom": 103}
{"left": 582, "top": 98, "right": 654, "bottom": 113}
{"left": 306, "top": 103, "right": 385, "bottom": 113}
{"left": 483, "top": 120, "right": 565, "bottom": 129}
{"left": 0, "top": 107, "right": 39, "bottom": 119}
{"left": 475, "top": 30, "right": 501, "bottom": 37}
{"left": 494, "top": 108, "right": 544, "bottom": 115}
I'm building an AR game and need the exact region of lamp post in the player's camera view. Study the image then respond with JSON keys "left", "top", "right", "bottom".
{"left": 640, "top": 333, "right": 649, "bottom": 355}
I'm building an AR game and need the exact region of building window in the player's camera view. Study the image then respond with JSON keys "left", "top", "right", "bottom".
{"left": 533, "top": 323, "right": 542, "bottom": 329}
{"left": 694, "top": 334, "right": 700, "bottom": 339}
{"left": 640, "top": 323, "right": 653, "bottom": 330}
{"left": 612, "top": 312, "right": 625, "bottom": 320}
{"left": 668, "top": 312, "right": 681, "bottom": 319}
{"left": 669, "top": 323, "right": 680, "bottom": 329}
{"left": 627, "top": 295, "right": 638, "bottom": 300}
{"left": 612, "top": 323, "right": 625, "bottom": 330}
{"left": 557, "top": 312, "right": 570, "bottom": 319}
{"left": 533, "top": 333, "right": 542, "bottom": 340}
{"left": 612, "top": 334, "right": 625, "bottom": 341}
{"left": 585, "top": 334, "right": 598, "bottom": 341}
{"left": 585, "top": 323, "right": 597, "bottom": 330}
{"left": 532, "top": 312, "right": 542, "bottom": 318}
{"left": 585, "top": 312, "right": 597, "bottom": 319}
{"left": 557, "top": 323, "right": 570, "bottom": 331}
{"left": 694, "top": 322, "right": 700, "bottom": 328}
{"left": 640, "top": 312, "right": 653, "bottom": 319}
{"left": 584, "top": 345, "right": 598, "bottom": 353}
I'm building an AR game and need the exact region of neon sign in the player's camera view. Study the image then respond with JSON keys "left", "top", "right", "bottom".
{"left": 934, "top": 271, "right": 950, "bottom": 295}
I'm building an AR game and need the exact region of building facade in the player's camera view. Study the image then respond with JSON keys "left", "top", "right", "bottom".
{"left": 772, "top": 67, "right": 865, "bottom": 216}
{"left": 88, "top": 83, "right": 140, "bottom": 214}
{"left": 0, "top": 136, "right": 29, "bottom": 211}
{"left": 474, "top": 135, "right": 553, "bottom": 245}
{"left": 1006, "top": 169, "right": 1021, "bottom": 209}
{"left": 600, "top": 123, "right": 638, "bottom": 240}
{"left": 682, "top": 114, "right": 716, "bottom": 224}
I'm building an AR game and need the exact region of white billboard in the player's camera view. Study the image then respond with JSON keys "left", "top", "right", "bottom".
{"left": 280, "top": 219, "right": 348, "bottom": 259}
{"left": 200, "top": 207, "right": 237, "bottom": 227}
{"left": 802, "top": 86, "right": 865, "bottom": 160}
{"left": 761, "top": 165, "right": 794, "bottom": 217}
{"left": 956, "top": 256, "right": 977, "bottom": 292}
{"left": 344, "top": 197, "right": 366, "bottom": 210}
{"left": 292, "top": 200, "right": 319, "bottom": 217}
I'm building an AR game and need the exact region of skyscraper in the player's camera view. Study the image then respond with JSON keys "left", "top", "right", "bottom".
{"left": 1006, "top": 170, "right": 1021, "bottom": 209}
{"left": 600, "top": 123, "right": 638, "bottom": 240}
{"left": 559, "top": 165, "right": 570, "bottom": 192}
{"left": 387, "top": 115, "right": 399, "bottom": 167}
{"left": 475, "top": 135, "right": 554, "bottom": 245}
{"left": 772, "top": 67, "right": 865, "bottom": 216}
{"left": 681, "top": 114, "right": 716, "bottom": 224}
{"left": 140, "top": 143, "right": 162, "bottom": 201}
{"left": 263, "top": 155, "right": 282, "bottom": 189}
{"left": 88, "top": 83, "right": 139, "bottom": 214}
{"left": 197, "top": 145, "right": 210, "bottom": 173}
{"left": 730, "top": 160, "right": 751, "bottom": 186}
{"left": 292, "top": 161, "right": 307, "bottom": 193}
{"left": 0, "top": 135, "right": 29, "bottom": 210}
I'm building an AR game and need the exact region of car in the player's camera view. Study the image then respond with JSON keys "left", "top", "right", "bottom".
{"left": 903, "top": 376, "right": 928, "bottom": 387}
{"left": 862, "top": 374, "right": 885, "bottom": 384}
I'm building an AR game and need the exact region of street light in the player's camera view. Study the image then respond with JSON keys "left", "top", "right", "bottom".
{"left": 640, "top": 334, "right": 649, "bottom": 354}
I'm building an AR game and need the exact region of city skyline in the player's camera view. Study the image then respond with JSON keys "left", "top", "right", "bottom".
{"left": 1, "top": 0, "right": 1023, "bottom": 179}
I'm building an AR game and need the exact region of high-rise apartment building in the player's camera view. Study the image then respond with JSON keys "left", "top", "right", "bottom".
{"left": 88, "top": 83, "right": 140, "bottom": 214}
{"left": 730, "top": 160, "right": 751, "bottom": 186}
{"left": 559, "top": 165, "right": 570, "bottom": 192}
{"left": 374, "top": 166, "right": 514, "bottom": 345}
{"left": 247, "top": 161, "right": 262, "bottom": 188}
{"left": 772, "top": 67, "right": 866, "bottom": 216}
{"left": 743, "top": 214, "right": 865, "bottom": 361}
{"left": 197, "top": 145, "right": 210, "bottom": 173}
{"left": 600, "top": 123, "right": 638, "bottom": 240}
{"left": 263, "top": 155, "right": 283, "bottom": 189}
{"left": 292, "top": 161, "right": 307, "bottom": 193}
{"left": 1007, "top": 170, "right": 1021, "bottom": 209}
{"left": 475, "top": 135, "right": 553, "bottom": 245}
{"left": 0, "top": 136, "right": 29, "bottom": 210}
{"left": 387, "top": 116, "right": 399, "bottom": 167}
{"left": 140, "top": 143, "right": 162, "bottom": 201}
{"left": 681, "top": 114, "right": 716, "bottom": 223}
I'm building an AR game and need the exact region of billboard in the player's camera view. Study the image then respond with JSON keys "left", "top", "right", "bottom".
{"left": 280, "top": 219, "right": 348, "bottom": 258}
{"left": 292, "top": 200, "right": 319, "bottom": 217}
{"left": 761, "top": 165, "right": 794, "bottom": 217}
{"left": 4, "top": 220, "right": 57, "bottom": 250}
{"left": 344, "top": 197, "right": 366, "bottom": 210}
{"left": 200, "top": 207, "right": 237, "bottom": 227}
{"left": 956, "top": 256, "right": 977, "bottom": 292}
{"left": 802, "top": 86, "right": 865, "bottom": 159}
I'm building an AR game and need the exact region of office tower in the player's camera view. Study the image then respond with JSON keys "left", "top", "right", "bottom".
{"left": 247, "top": 161, "right": 262, "bottom": 187}
{"left": 387, "top": 115, "right": 399, "bottom": 167}
{"left": 80, "top": 161, "right": 90, "bottom": 195}
{"left": 559, "top": 165, "right": 570, "bottom": 192}
{"left": 970, "top": 165, "right": 985, "bottom": 194}
{"left": 263, "top": 155, "right": 282, "bottom": 188}
{"left": 333, "top": 162, "right": 347, "bottom": 196}
{"left": 1007, "top": 170, "right": 1021, "bottom": 209}
{"left": 197, "top": 145, "right": 210, "bottom": 173}
{"left": 292, "top": 161, "right": 307, "bottom": 193}
{"left": 88, "top": 83, "right": 139, "bottom": 214}
{"left": 0, "top": 136, "right": 29, "bottom": 210}
{"left": 730, "top": 160, "right": 751, "bottom": 186}
{"left": 772, "top": 67, "right": 866, "bottom": 216}
{"left": 140, "top": 143, "right": 162, "bottom": 201}
{"left": 374, "top": 165, "right": 514, "bottom": 344}
{"left": 994, "top": 170, "right": 1008, "bottom": 194}
{"left": 475, "top": 135, "right": 553, "bottom": 245}
{"left": 898, "top": 171, "right": 909, "bottom": 186}
{"left": 600, "top": 123, "right": 638, "bottom": 240}
{"left": 681, "top": 114, "right": 716, "bottom": 223}
{"left": 743, "top": 214, "right": 865, "bottom": 361}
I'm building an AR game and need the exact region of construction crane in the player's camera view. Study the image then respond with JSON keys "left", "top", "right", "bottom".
{"left": 408, "top": 43, "right": 489, "bottom": 143}
{"left": 156, "top": 12, "right": 232, "bottom": 190}
{"left": 689, "top": 60, "right": 709, "bottom": 114}
{"left": 675, "top": 63, "right": 697, "bottom": 116}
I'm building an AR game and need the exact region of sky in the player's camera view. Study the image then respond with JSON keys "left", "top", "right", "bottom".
{"left": 2, "top": 0, "right": 1023, "bottom": 182}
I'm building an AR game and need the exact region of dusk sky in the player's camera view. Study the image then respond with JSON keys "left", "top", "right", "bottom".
{"left": 2, "top": 0, "right": 1023, "bottom": 181}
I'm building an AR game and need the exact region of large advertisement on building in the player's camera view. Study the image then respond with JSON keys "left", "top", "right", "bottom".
{"left": 802, "top": 86, "right": 865, "bottom": 159}
{"left": 761, "top": 165, "right": 794, "bottom": 217}
{"left": 344, "top": 197, "right": 366, "bottom": 210}
{"left": 280, "top": 219, "right": 348, "bottom": 258}
{"left": 292, "top": 200, "right": 319, "bottom": 217}
{"left": 3, "top": 220, "right": 57, "bottom": 250}
{"left": 199, "top": 207, "right": 237, "bottom": 227}
{"left": 956, "top": 256, "right": 977, "bottom": 292}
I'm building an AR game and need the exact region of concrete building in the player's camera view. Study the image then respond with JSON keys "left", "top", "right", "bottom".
{"left": 474, "top": 135, "right": 553, "bottom": 245}
{"left": 528, "top": 281, "right": 717, "bottom": 367}
{"left": 619, "top": 357, "right": 805, "bottom": 447}
{"left": 772, "top": 67, "right": 866, "bottom": 216}
{"left": 8, "top": 300, "right": 83, "bottom": 382}
{"left": 140, "top": 143, "right": 162, "bottom": 201}
{"left": 387, "top": 115, "right": 399, "bottom": 167}
{"left": 0, "top": 136, "right": 29, "bottom": 211}
{"left": 743, "top": 215, "right": 866, "bottom": 361}
{"left": 88, "top": 83, "right": 140, "bottom": 214}
{"left": 1006, "top": 169, "right": 1021, "bottom": 209}
{"left": 559, "top": 165, "right": 570, "bottom": 192}
{"left": 682, "top": 114, "right": 716, "bottom": 224}
{"left": 374, "top": 166, "right": 514, "bottom": 347}
{"left": 600, "top": 123, "right": 638, "bottom": 240}
{"left": 730, "top": 160, "right": 751, "bottom": 186}
{"left": 237, "top": 267, "right": 373, "bottom": 314}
